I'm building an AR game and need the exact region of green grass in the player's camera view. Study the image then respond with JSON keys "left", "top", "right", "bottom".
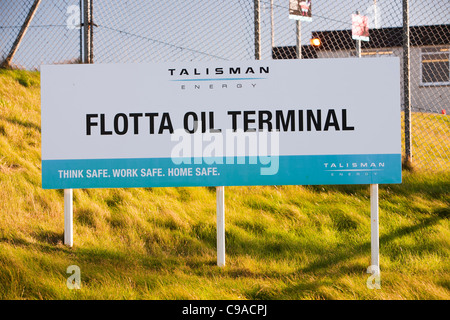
{"left": 0, "top": 69, "right": 449, "bottom": 300}
{"left": 401, "top": 112, "right": 450, "bottom": 171}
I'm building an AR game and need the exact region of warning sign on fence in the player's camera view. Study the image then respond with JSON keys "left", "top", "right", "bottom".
{"left": 289, "top": 0, "right": 312, "bottom": 21}
{"left": 352, "top": 13, "right": 370, "bottom": 41}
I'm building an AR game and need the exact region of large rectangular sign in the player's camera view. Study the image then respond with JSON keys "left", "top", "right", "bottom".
{"left": 41, "top": 58, "right": 401, "bottom": 189}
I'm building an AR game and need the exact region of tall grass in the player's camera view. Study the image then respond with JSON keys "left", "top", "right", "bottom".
{"left": 0, "top": 69, "right": 448, "bottom": 299}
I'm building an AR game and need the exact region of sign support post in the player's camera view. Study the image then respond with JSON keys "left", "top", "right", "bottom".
{"left": 64, "top": 189, "right": 73, "bottom": 247}
{"left": 370, "top": 184, "right": 380, "bottom": 269}
{"left": 367, "top": 183, "right": 381, "bottom": 288}
{"left": 216, "top": 186, "right": 225, "bottom": 267}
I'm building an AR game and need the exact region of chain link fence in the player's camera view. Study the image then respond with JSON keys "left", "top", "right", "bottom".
{"left": 0, "top": 0, "right": 80, "bottom": 68}
{"left": 0, "top": 0, "right": 448, "bottom": 172}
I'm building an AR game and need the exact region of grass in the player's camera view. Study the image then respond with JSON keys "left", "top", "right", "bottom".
{"left": 400, "top": 112, "right": 450, "bottom": 171}
{"left": 0, "top": 69, "right": 449, "bottom": 300}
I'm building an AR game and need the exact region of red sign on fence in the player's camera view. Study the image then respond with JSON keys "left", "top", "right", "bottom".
{"left": 289, "top": 0, "right": 312, "bottom": 22}
{"left": 352, "top": 13, "right": 369, "bottom": 42}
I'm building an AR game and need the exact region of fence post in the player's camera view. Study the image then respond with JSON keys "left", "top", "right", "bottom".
{"left": 270, "top": 0, "right": 274, "bottom": 50}
{"left": 79, "top": 0, "right": 83, "bottom": 63}
{"left": 89, "top": 0, "right": 94, "bottom": 63}
{"left": 403, "top": 0, "right": 412, "bottom": 167}
{"left": 1, "top": 0, "right": 42, "bottom": 68}
{"left": 254, "top": 0, "right": 261, "bottom": 60}
{"left": 296, "top": 20, "right": 301, "bottom": 59}
{"left": 355, "top": 11, "right": 361, "bottom": 58}
{"left": 83, "top": 0, "right": 94, "bottom": 64}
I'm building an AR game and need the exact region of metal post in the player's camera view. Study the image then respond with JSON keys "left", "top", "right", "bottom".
{"left": 370, "top": 184, "right": 379, "bottom": 269}
{"left": 355, "top": 11, "right": 361, "bottom": 58}
{"left": 216, "top": 186, "right": 225, "bottom": 267}
{"left": 64, "top": 189, "right": 73, "bottom": 247}
{"left": 270, "top": 0, "right": 274, "bottom": 50}
{"left": 366, "top": 184, "right": 381, "bottom": 289}
{"left": 1, "top": 0, "right": 41, "bottom": 68}
{"left": 403, "top": 0, "right": 412, "bottom": 167}
{"left": 89, "top": 0, "right": 94, "bottom": 63}
{"left": 356, "top": 40, "right": 361, "bottom": 57}
{"left": 79, "top": 0, "right": 83, "bottom": 63}
{"left": 296, "top": 20, "right": 301, "bottom": 59}
{"left": 254, "top": 0, "right": 261, "bottom": 60}
{"left": 83, "top": 0, "right": 92, "bottom": 64}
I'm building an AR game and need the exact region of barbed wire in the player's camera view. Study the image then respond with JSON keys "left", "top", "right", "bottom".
{"left": 97, "top": 24, "right": 230, "bottom": 61}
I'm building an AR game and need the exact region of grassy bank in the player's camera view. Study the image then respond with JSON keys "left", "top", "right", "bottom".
{"left": 0, "top": 69, "right": 448, "bottom": 299}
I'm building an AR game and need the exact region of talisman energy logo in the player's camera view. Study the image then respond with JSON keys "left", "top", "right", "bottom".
{"left": 168, "top": 65, "right": 269, "bottom": 90}
{"left": 323, "top": 161, "right": 386, "bottom": 177}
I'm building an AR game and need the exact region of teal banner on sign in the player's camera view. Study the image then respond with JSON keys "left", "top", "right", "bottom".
{"left": 42, "top": 154, "right": 401, "bottom": 189}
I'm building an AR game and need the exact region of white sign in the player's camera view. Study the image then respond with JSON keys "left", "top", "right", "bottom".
{"left": 41, "top": 58, "right": 401, "bottom": 189}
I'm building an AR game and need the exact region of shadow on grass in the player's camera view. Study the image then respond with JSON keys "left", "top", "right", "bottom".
{"left": 305, "top": 171, "right": 450, "bottom": 201}
{"left": 298, "top": 211, "right": 447, "bottom": 275}
{"left": 33, "top": 229, "right": 63, "bottom": 246}
{"left": 0, "top": 176, "right": 447, "bottom": 287}
{"left": 387, "top": 172, "right": 450, "bottom": 199}
{"left": 305, "top": 184, "right": 369, "bottom": 196}
{"left": 0, "top": 234, "right": 69, "bottom": 255}
{"left": 0, "top": 115, "right": 41, "bottom": 132}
